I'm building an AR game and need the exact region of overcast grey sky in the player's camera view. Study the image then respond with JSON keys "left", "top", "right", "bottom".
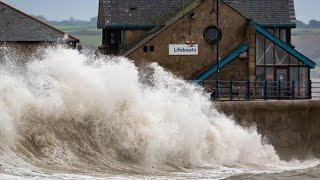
{"left": 2, "top": 0, "right": 319, "bottom": 22}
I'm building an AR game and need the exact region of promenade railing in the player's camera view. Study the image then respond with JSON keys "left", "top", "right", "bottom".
{"left": 197, "top": 80, "right": 319, "bottom": 101}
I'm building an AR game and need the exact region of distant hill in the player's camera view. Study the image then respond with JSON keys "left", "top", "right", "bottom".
{"left": 32, "top": 16, "right": 101, "bottom": 49}
{"left": 49, "top": 17, "right": 97, "bottom": 27}
{"left": 308, "top": 20, "right": 320, "bottom": 29}
{"left": 32, "top": 15, "right": 98, "bottom": 28}
{"left": 297, "top": 19, "right": 320, "bottom": 29}
{"left": 296, "top": 20, "right": 308, "bottom": 29}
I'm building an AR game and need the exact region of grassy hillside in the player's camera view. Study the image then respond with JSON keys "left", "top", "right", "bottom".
{"left": 293, "top": 28, "right": 320, "bottom": 34}
{"left": 51, "top": 23, "right": 101, "bottom": 48}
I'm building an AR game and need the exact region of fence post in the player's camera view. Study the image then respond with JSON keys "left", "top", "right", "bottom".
{"left": 264, "top": 80, "right": 267, "bottom": 100}
{"left": 291, "top": 80, "right": 295, "bottom": 99}
{"left": 246, "top": 80, "right": 250, "bottom": 100}
{"left": 230, "top": 79, "right": 233, "bottom": 101}
{"left": 278, "top": 80, "right": 281, "bottom": 100}
{"left": 308, "top": 80, "right": 312, "bottom": 99}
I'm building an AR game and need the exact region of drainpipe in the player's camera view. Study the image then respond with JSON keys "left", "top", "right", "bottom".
{"left": 216, "top": 0, "right": 220, "bottom": 99}
{"left": 216, "top": 0, "right": 220, "bottom": 78}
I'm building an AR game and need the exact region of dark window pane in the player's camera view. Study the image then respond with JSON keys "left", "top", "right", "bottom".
{"left": 299, "top": 67, "right": 309, "bottom": 97}
{"left": 290, "top": 67, "right": 299, "bottom": 82}
{"left": 280, "top": 29, "right": 287, "bottom": 43}
{"left": 143, "top": 46, "right": 148, "bottom": 52}
{"left": 256, "top": 67, "right": 265, "bottom": 97}
{"left": 266, "top": 67, "right": 274, "bottom": 81}
{"left": 266, "top": 67, "right": 275, "bottom": 97}
{"left": 290, "top": 67, "right": 299, "bottom": 97}
{"left": 150, "top": 46, "right": 154, "bottom": 52}
{"left": 256, "top": 67, "right": 265, "bottom": 81}
{"left": 300, "top": 67, "right": 308, "bottom": 82}
{"left": 110, "top": 32, "right": 116, "bottom": 44}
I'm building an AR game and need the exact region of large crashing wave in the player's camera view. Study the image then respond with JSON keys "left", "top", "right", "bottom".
{"left": 0, "top": 46, "right": 318, "bottom": 178}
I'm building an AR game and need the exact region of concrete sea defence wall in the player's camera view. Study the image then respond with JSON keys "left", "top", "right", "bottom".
{"left": 215, "top": 100, "right": 320, "bottom": 160}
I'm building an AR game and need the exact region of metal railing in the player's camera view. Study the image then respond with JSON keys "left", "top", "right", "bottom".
{"left": 198, "top": 80, "right": 320, "bottom": 101}
{"left": 312, "top": 81, "right": 320, "bottom": 99}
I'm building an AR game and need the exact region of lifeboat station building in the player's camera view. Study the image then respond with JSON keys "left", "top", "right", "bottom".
{"left": 97, "top": 0, "right": 316, "bottom": 100}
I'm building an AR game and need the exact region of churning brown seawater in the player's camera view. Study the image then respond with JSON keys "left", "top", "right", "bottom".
{"left": 0, "top": 46, "right": 318, "bottom": 179}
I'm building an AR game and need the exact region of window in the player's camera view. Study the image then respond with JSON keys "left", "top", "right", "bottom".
{"left": 110, "top": 32, "right": 116, "bottom": 44}
{"left": 143, "top": 46, "right": 148, "bottom": 52}
{"left": 300, "top": 67, "right": 309, "bottom": 97}
{"left": 280, "top": 29, "right": 287, "bottom": 42}
{"left": 300, "top": 67, "right": 308, "bottom": 82}
{"left": 203, "top": 26, "right": 222, "bottom": 44}
{"left": 256, "top": 67, "right": 265, "bottom": 81}
{"left": 149, "top": 46, "right": 154, "bottom": 52}
{"left": 266, "top": 67, "right": 274, "bottom": 81}
{"left": 275, "top": 46, "right": 289, "bottom": 65}
{"left": 290, "top": 56, "right": 299, "bottom": 65}
{"left": 256, "top": 34, "right": 265, "bottom": 65}
{"left": 274, "top": 29, "right": 280, "bottom": 38}
{"left": 256, "top": 67, "right": 265, "bottom": 96}
{"left": 189, "top": 12, "right": 196, "bottom": 20}
{"left": 266, "top": 67, "right": 275, "bottom": 97}
{"left": 102, "top": 29, "right": 121, "bottom": 54}
{"left": 255, "top": 29, "right": 310, "bottom": 85}
{"left": 265, "top": 39, "right": 274, "bottom": 65}
{"left": 290, "top": 67, "right": 299, "bottom": 82}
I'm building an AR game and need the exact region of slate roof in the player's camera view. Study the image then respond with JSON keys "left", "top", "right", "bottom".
{"left": 224, "top": 0, "right": 296, "bottom": 27}
{"left": 97, "top": 0, "right": 193, "bottom": 28}
{"left": 0, "top": 1, "right": 79, "bottom": 42}
{"left": 98, "top": 0, "right": 296, "bottom": 29}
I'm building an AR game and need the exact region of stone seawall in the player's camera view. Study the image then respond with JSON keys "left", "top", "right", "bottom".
{"left": 215, "top": 100, "right": 320, "bottom": 160}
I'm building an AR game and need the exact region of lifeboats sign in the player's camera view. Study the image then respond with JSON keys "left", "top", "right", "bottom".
{"left": 169, "top": 44, "right": 198, "bottom": 56}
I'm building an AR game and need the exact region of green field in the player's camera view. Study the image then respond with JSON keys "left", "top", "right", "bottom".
{"left": 293, "top": 28, "right": 320, "bottom": 34}
{"left": 311, "top": 29, "right": 320, "bottom": 33}
{"left": 54, "top": 24, "right": 98, "bottom": 31}
{"left": 51, "top": 24, "right": 102, "bottom": 48}
{"left": 76, "top": 35, "right": 101, "bottom": 48}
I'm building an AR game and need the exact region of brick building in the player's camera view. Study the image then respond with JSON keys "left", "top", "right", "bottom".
{"left": 0, "top": 1, "right": 79, "bottom": 60}
{"left": 98, "top": 0, "right": 316, "bottom": 99}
